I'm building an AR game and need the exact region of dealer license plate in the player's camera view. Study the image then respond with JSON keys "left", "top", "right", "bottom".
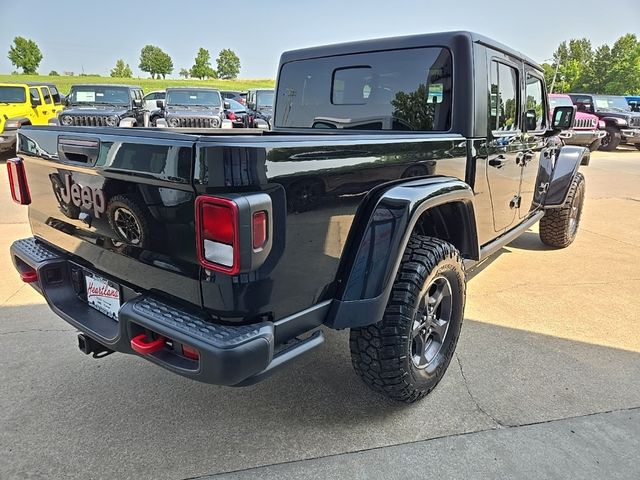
{"left": 85, "top": 272, "right": 121, "bottom": 320}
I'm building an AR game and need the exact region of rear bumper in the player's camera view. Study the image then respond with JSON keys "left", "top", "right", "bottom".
{"left": 558, "top": 129, "right": 606, "bottom": 146}
{"left": 10, "top": 237, "right": 324, "bottom": 386}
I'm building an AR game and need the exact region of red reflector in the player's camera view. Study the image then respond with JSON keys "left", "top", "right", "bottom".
{"left": 130, "top": 333, "right": 165, "bottom": 355}
{"left": 252, "top": 210, "right": 268, "bottom": 249}
{"left": 182, "top": 344, "right": 199, "bottom": 360}
{"left": 202, "top": 203, "right": 235, "bottom": 245}
{"left": 7, "top": 158, "right": 31, "bottom": 205}
{"left": 20, "top": 268, "right": 38, "bottom": 283}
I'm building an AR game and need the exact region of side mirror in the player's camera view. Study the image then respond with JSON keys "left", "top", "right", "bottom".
{"left": 156, "top": 99, "right": 165, "bottom": 109}
{"left": 223, "top": 101, "right": 231, "bottom": 110}
{"left": 133, "top": 99, "right": 143, "bottom": 108}
{"left": 31, "top": 97, "right": 42, "bottom": 107}
{"left": 247, "top": 102, "right": 256, "bottom": 111}
{"left": 551, "top": 105, "right": 575, "bottom": 131}
{"left": 64, "top": 97, "right": 70, "bottom": 107}
{"left": 525, "top": 109, "right": 538, "bottom": 131}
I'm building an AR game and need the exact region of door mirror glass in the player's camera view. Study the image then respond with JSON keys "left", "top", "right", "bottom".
{"left": 551, "top": 105, "right": 575, "bottom": 130}
{"left": 133, "top": 99, "right": 142, "bottom": 108}
{"left": 31, "top": 97, "right": 41, "bottom": 107}
{"left": 156, "top": 99, "right": 165, "bottom": 109}
{"left": 223, "top": 101, "right": 231, "bottom": 109}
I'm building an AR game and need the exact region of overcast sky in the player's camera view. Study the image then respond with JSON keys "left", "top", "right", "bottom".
{"left": 1, "top": 0, "right": 638, "bottom": 78}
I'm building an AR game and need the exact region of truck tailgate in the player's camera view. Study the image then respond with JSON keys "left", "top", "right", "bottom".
{"left": 17, "top": 126, "right": 202, "bottom": 307}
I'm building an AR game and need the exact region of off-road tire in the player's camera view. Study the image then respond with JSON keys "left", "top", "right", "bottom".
{"left": 635, "top": 144, "right": 640, "bottom": 151}
{"left": 539, "top": 172, "right": 585, "bottom": 248}
{"left": 349, "top": 235, "right": 466, "bottom": 403}
{"left": 599, "top": 126, "right": 621, "bottom": 151}
{"left": 106, "top": 194, "right": 155, "bottom": 249}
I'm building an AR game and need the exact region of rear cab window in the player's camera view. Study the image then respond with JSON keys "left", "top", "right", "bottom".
{"left": 41, "top": 87, "right": 53, "bottom": 104}
{"left": 275, "top": 47, "right": 453, "bottom": 131}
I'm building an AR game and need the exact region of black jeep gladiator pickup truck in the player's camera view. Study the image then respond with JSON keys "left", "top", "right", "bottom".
{"left": 8, "top": 32, "right": 586, "bottom": 402}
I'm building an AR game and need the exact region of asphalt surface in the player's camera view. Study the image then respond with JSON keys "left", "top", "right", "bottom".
{"left": 1, "top": 148, "right": 639, "bottom": 479}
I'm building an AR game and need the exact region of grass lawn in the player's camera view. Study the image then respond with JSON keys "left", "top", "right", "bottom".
{"left": 0, "top": 74, "right": 275, "bottom": 94}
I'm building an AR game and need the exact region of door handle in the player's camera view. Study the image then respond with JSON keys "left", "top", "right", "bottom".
{"left": 489, "top": 155, "right": 507, "bottom": 169}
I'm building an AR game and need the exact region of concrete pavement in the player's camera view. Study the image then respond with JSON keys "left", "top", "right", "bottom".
{"left": 0, "top": 149, "right": 639, "bottom": 479}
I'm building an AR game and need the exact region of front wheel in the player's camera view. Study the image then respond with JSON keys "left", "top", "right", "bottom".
{"left": 350, "top": 235, "right": 466, "bottom": 403}
{"left": 599, "top": 127, "right": 621, "bottom": 151}
{"left": 539, "top": 172, "right": 585, "bottom": 248}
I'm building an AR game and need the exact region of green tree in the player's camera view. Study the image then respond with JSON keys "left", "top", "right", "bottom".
{"left": 7, "top": 36, "right": 43, "bottom": 74}
{"left": 138, "top": 45, "right": 173, "bottom": 79}
{"left": 603, "top": 34, "right": 640, "bottom": 94}
{"left": 191, "top": 48, "right": 216, "bottom": 79}
{"left": 215, "top": 48, "right": 241, "bottom": 79}
{"left": 391, "top": 84, "right": 435, "bottom": 130}
{"left": 110, "top": 59, "right": 133, "bottom": 78}
{"left": 49, "top": 70, "right": 59, "bottom": 76}
{"left": 179, "top": 68, "right": 190, "bottom": 79}
{"left": 548, "top": 38, "right": 593, "bottom": 93}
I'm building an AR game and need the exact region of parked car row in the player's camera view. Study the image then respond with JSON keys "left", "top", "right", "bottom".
{"left": 557, "top": 93, "right": 640, "bottom": 151}
{"left": 0, "top": 81, "right": 276, "bottom": 154}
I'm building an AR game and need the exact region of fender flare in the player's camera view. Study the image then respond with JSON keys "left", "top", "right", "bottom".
{"left": 544, "top": 145, "right": 588, "bottom": 208}
{"left": 325, "top": 176, "right": 477, "bottom": 329}
{"left": 601, "top": 116, "right": 627, "bottom": 128}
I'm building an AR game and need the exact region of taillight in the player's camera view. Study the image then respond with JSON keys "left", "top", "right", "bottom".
{"left": 7, "top": 157, "right": 31, "bottom": 205}
{"left": 195, "top": 193, "right": 273, "bottom": 275}
{"left": 196, "top": 196, "right": 240, "bottom": 274}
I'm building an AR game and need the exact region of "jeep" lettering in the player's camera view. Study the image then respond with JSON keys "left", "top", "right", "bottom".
{"left": 59, "top": 174, "right": 106, "bottom": 218}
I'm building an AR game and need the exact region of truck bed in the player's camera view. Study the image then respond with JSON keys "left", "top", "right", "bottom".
{"left": 16, "top": 125, "right": 476, "bottom": 323}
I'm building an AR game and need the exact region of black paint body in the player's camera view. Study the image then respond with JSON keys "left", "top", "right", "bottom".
{"left": 12, "top": 32, "right": 587, "bottom": 385}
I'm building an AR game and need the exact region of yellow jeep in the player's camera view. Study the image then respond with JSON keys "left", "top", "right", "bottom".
{"left": 0, "top": 82, "right": 64, "bottom": 154}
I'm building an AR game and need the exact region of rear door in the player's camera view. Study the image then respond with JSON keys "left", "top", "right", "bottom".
{"left": 485, "top": 55, "right": 526, "bottom": 232}
{"left": 18, "top": 127, "right": 202, "bottom": 306}
{"left": 38, "top": 87, "right": 55, "bottom": 122}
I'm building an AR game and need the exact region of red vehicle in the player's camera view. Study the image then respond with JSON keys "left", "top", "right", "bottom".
{"left": 549, "top": 94, "right": 605, "bottom": 151}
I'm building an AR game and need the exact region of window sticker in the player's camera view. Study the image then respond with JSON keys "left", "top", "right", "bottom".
{"left": 76, "top": 91, "right": 95, "bottom": 102}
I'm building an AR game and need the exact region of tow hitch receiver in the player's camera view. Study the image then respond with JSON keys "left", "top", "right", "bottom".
{"left": 131, "top": 333, "right": 166, "bottom": 355}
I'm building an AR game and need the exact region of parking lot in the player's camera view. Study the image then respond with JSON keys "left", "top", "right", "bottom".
{"left": 1, "top": 148, "right": 639, "bottom": 479}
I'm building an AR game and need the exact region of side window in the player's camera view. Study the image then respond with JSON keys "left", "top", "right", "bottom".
{"left": 29, "top": 88, "right": 41, "bottom": 104}
{"left": 489, "top": 61, "right": 519, "bottom": 132}
{"left": 525, "top": 73, "right": 546, "bottom": 131}
{"left": 41, "top": 87, "right": 53, "bottom": 104}
{"left": 49, "top": 86, "right": 61, "bottom": 104}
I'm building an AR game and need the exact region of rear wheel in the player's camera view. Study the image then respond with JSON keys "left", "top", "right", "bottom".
{"left": 350, "top": 235, "right": 465, "bottom": 403}
{"left": 539, "top": 172, "right": 585, "bottom": 248}
{"left": 599, "top": 127, "right": 621, "bottom": 151}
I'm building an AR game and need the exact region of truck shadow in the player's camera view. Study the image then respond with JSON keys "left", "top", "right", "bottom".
{"left": 2, "top": 310, "right": 639, "bottom": 479}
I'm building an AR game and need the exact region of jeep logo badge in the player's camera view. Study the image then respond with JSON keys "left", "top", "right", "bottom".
{"left": 59, "top": 174, "right": 106, "bottom": 218}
